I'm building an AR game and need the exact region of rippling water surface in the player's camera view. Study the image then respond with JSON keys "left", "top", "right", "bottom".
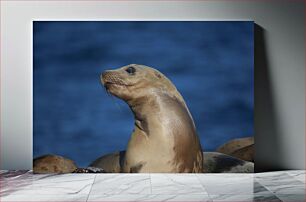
{"left": 34, "top": 21, "right": 254, "bottom": 167}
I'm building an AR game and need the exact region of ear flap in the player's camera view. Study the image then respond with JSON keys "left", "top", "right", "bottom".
{"left": 154, "top": 72, "right": 162, "bottom": 79}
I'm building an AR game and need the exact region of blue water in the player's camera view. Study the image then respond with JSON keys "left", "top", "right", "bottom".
{"left": 33, "top": 21, "right": 254, "bottom": 167}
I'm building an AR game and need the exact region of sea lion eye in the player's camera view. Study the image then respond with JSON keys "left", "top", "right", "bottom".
{"left": 126, "top": 66, "right": 136, "bottom": 75}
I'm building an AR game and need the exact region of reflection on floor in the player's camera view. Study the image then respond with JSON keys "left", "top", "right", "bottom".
{"left": 0, "top": 170, "right": 305, "bottom": 201}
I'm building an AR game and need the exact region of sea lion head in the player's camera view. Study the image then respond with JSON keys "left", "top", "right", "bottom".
{"left": 100, "top": 64, "right": 183, "bottom": 104}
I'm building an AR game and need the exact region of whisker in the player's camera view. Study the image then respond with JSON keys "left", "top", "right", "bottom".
{"left": 102, "top": 85, "right": 124, "bottom": 112}
{"left": 100, "top": 74, "right": 126, "bottom": 112}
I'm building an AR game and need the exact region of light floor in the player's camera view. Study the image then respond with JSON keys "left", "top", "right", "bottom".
{"left": 0, "top": 170, "right": 305, "bottom": 202}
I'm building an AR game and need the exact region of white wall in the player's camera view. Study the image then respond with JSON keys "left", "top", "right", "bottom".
{"left": 1, "top": 0, "right": 304, "bottom": 170}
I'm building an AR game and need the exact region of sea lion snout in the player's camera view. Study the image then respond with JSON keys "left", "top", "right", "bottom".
{"left": 100, "top": 71, "right": 117, "bottom": 92}
{"left": 101, "top": 71, "right": 125, "bottom": 86}
{"left": 100, "top": 73, "right": 106, "bottom": 85}
{"left": 100, "top": 71, "right": 113, "bottom": 86}
{"left": 100, "top": 69, "right": 133, "bottom": 100}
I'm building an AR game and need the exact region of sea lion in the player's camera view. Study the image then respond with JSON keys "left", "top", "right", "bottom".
{"left": 100, "top": 64, "right": 203, "bottom": 173}
{"left": 203, "top": 152, "right": 254, "bottom": 173}
{"left": 217, "top": 136, "right": 254, "bottom": 162}
{"left": 33, "top": 154, "right": 77, "bottom": 174}
{"left": 90, "top": 151, "right": 254, "bottom": 173}
{"left": 90, "top": 151, "right": 125, "bottom": 173}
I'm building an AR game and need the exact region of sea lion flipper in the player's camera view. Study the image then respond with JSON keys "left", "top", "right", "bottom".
{"left": 130, "top": 161, "right": 146, "bottom": 173}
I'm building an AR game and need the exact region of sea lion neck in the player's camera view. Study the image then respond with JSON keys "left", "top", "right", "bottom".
{"left": 126, "top": 91, "right": 185, "bottom": 135}
{"left": 127, "top": 90, "right": 178, "bottom": 115}
{"left": 126, "top": 94, "right": 159, "bottom": 134}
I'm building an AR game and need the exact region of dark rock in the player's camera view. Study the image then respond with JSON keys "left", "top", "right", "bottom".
{"left": 73, "top": 167, "right": 106, "bottom": 173}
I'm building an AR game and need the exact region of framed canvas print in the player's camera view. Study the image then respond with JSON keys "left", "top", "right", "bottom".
{"left": 33, "top": 21, "right": 254, "bottom": 173}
